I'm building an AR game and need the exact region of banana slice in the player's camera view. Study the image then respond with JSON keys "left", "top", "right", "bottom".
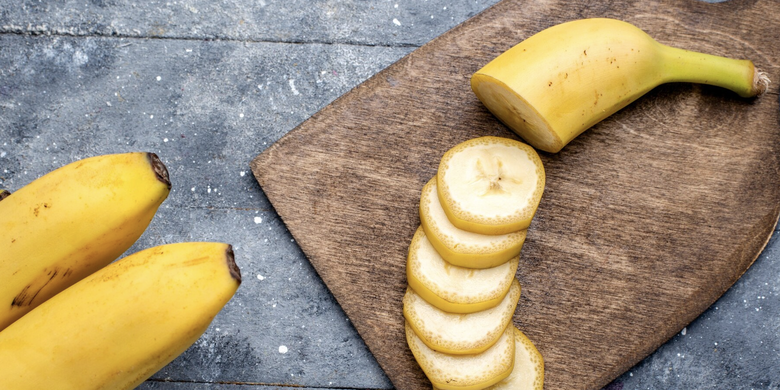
{"left": 404, "top": 279, "right": 521, "bottom": 355}
{"left": 485, "top": 326, "right": 544, "bottom": 390}
{"left": 420, "top": 177, "right": 526, "bottom": 268}
{"left": 406, "top": 322, "right": 515, "bottom": 390}
{"left": 437, "top": 136, "right": 544, "bottom": 235}
{"left": 407, "top": 227, "right": 519, "bottom": 314}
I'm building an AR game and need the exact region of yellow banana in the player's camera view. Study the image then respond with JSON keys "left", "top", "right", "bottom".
{"left": 471, "top": 18, "right": 770, "bottom": 153}
{"left": 0, "top": 242, "right": 241, "bottom": 390}
{"left": 0, "top": 152, "right": 170, "bottom": 331}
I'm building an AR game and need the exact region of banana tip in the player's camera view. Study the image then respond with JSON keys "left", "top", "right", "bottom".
{"left": 226, "top": 245, "right": 242, "bottom": 284}
{"left": 753, "top": 69, "right": 771, "bottom": 97}
{"left": 147, "top": 153, "right": 171, "bottom": 190}
{"left": 0, "top": 190, "right": 10, "bottom": 201}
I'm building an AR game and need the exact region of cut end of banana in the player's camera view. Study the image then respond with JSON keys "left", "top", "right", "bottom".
{"left": 406, "top": 322, "right": 515, "bottom": 390}
{"left": 147, "top": 152, "right": 172, "bottom": 190}
{"left": 404, "top": 279, "right": 521, "bottom": 355}
{"left": 420, "top": 177, "right": 526, "bottom": 268}
{"left": 471, "top": 76, "right": 563, "bottom": 153}
{"left": 438, "top": 136, "right": 545, "bottom": 234}
{"left": 407, "top": 227, "right": 519, "bottom": 313}
{"left": 485, "top": 327, "right": 545, "bottom": 390}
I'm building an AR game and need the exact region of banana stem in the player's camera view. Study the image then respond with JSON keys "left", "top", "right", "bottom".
{"left": 659, "top": 44, "right": 767, "bottom": 98}
{"left": 0, "top": 190, "right": 9, "bottom": 201}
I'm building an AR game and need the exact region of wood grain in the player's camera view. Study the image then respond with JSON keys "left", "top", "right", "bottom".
{"left": 251, "top": 0, "right": 780, "bottom": 388}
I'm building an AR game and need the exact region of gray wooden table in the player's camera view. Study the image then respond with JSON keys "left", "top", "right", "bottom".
{"left": 0, "top": 1, "right": 777, "bottom": 389}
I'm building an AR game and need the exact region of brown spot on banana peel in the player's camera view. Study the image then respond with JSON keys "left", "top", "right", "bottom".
{"left": 147, "top": 152, "right": 171, "bottom": 190}
{"left": 32, "top": 202, "right": 52, "bottom": 217}
{"left": 169, "top": 256, "right": 210, "bottom": 268}
{"left": 12, "top": 269, "right": 60, "bottom": 307}
{"left": 11, "top": 286, "right": 32, "bottom": 307}
{"left": 226, "top": 245, "right": 241, "bottom": 284}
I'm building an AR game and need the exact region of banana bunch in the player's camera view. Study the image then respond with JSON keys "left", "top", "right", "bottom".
{"left": 404, "top": 136, "right": 544, "bottom": 390}
{"left": 0, "top": 152, "right": 171, "bottom": 330}
{"left": 471, "top": 18, "right": 770, "bottom": 153}
{"left": 0, "top": 242, "right": 240, "bottom": 390}
{"left": 0, "top": 153, "right": 241, "bottom": 389}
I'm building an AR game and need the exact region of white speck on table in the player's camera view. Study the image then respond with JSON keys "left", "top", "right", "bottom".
{"left": 288, "top": 79, "right": 300, "bottom": 95}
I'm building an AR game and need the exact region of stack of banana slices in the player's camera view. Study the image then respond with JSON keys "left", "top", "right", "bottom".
{"left": 403, "top": 136, "right": 545, "bottom": 389}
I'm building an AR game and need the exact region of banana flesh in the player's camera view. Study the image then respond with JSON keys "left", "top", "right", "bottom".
{"left": 420, "top": 177, "right": 526, "bottom": 268}
{"left": 406, "top": 227, "right": 519, "bottom": 314}
{"left": 406, "top": 322, "right": 515, "bottom": 390}
{"left": 472, "top": 18, "right": 769, "bottom": 153}
{"left": 0, "top": 152, "right": 170, "bottom": 331}
{"left": 484, "top": 327, "right": 544, "bottom": 390}
{"left": 438, "top": 136, "right": 544, "bottom": 234}
{"left": 0, "top": 242, "right": 241, "bottom": 390}
{"left": 404, "top": 280, "right": 521, "bottom": 355}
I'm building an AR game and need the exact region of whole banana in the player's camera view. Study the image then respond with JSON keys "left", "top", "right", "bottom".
{"left": 0, "top": 242, "right": 241, "bottom": 390}
{"left": 0, "top": 152, "right": 170, "bottom": 331}
{"left": 471, "top": 18, "right": 769, "bottom": 153}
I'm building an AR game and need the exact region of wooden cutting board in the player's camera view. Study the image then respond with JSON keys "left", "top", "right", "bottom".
{"left": 251, "top": 0, "right": 780, "bottom": 388}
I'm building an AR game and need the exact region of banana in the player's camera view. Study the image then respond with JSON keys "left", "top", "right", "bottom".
{"left": 406, "top": 227, "right": 519, "bottom": 314}
{"left": 404, "top": 280, "right": 521, "bottom": 355}
{"left": 438, "top": 136, "right": 544, "bottom": 235}
{"left": 484, "top": 327, "right": 544, "bottom": 390}
{"left": 406, "top": 322, "right": 515, "bottom": 390}
{"left": 0, "top": 242, "right": 241, "bottom": 390}
{"left": 471, "top": 18, "right": 771, "bottom": 153}
{"left": 0, "top": 152, "right": 170, "bottom": 331}
{"left": 420, "top": 177, "right": 526, "bottom": 268}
